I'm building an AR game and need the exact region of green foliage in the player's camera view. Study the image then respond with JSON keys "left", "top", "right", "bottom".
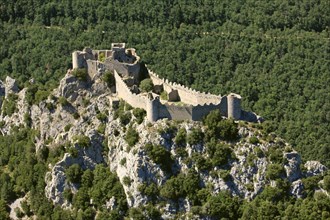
{"left": 267, "top": 147, "right": 284, "bottom": 164}
{"left": 323, "top": 175, "right": 330, "bottom": 192}
{"left": 72, "top": 68, "right": 88, "bottom": 81}
{"left": 139, "top": 78, "right": 154, "bottom": 92}
{"left": 187, "top": 128, "right": 204, "bottom": 145}
{"left": 138, "top": 183, "right": 159, "bottom": 202}
{"left": 64, "top": 124, "right": 72, "bottom": 132}
{"left": 120, "top": 158, "right": 126, "bottom": 166}
{"left": 97, "top": 124, "right": 106, "bottom": 134}
{"left": 249, "top": 136, "right": 260, "bottom": 145}
{"left": 302, "top": 175, "right": 322, "bottom": 196}
{"left": 265, "top": 164, "right": 285, "bottom": 180}
{"left": 102, "top": 71, "right": 115, "bottom": 88}
{"left": 122, "top": 176, "right": 132, "bottom": 186}
{"left": 99, "top": 52, "right": 105, "bottom": 62}
{"left": 125, "top": 126, "right": 139, "bottom": 147}
{"left": 63, "top": 188, "right": 73, "bottom": 203}
{"left": 0, "top": 1, "right": 329, "bottom": 218}
{"left": 206, "top": 141, "right": 233, "bottom": 167}
{"left": 204, "top": 191, "right": 242, "bottom": 219}
{"left": 2, "top": 93, "right": 18, "bottom": 116}
{"left": 66, "top": 164, "right": 83, "bottom": 184}
{"left": 119, "top": 112, "right": 132, "bottom": 126}
{"left": 58, "top": 96, "right": 69, "bottom": 107}
{"left": 72, "top": 135, "right": 90, "bottom": 148}
{"left": 204, "top": 110, "right": 238, "bottom": 141}
{"left": 145, "top": 143, "right": 173, "bottom": 173}
{"left": 132, "top": 108, "right": 146, "bottom": 124}
{"left": 96, "top": 112, "right": 107, "bottom": 122}
{"left": 174, "top": 128, "right": 187, "bottom": 147}
{"left": 160, "top": 91, "right": 168, "bottom": 100}
{"left": 0, "top": 199, "right": 9, "bottom": 220}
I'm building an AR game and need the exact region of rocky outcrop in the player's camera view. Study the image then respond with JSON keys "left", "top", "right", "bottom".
{"left": 284, "top": 151, "right": 301, "bottom": 182}
{"left": 5, "top": 76, "right": 19, "bottom": 95}
{"left": 304, "top": 161, "right": 328, "bottom": 177}
{"left": 45, "top": 130, "right": 105, "bottom": 206}
{"left": 0, "top": 73, "right": 328, "bottom": 218}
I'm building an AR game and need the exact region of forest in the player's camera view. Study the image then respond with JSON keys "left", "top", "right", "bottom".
{"left": 0, "top": 0, "right": 329, "bottom": 219}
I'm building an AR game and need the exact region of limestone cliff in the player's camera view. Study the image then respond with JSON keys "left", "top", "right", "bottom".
{"left": 0, "top": 73, "right": 328, "bottom": 219}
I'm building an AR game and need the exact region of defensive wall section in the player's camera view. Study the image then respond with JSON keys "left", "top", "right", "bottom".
{"left": 149, "top": 70, "right": 221, "bottom": 105}
{"left": 114, "top": 70, "right": 148, "bottom": 109}
{"left": 72, "top": 45, "right": 249, "bottom": 122}
{"left": 72, "top": 44, "right": 140, "bottom": 82}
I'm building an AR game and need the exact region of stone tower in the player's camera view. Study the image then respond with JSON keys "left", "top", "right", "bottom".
{"left": 227, "top": 93, "right": 241, "bottom": 120}
{"left": 146, "top": 94, "right": 159, "bottom": 122}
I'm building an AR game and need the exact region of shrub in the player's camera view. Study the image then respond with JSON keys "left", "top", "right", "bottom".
{"left": 119, "top": 112, "right": 132, "bottom": 126}
{"left": 97, "top": 124, "right": 106, "bottom": 134}
{"left": 265, "top": 164, "right": 285, "bottom": 180}
{"left": 72, "top": 112, "right": 80, "bottom": 119}
{"left": 123, "top": 176, "right": 132, "bottom": 186}
{"left": 139, "top": 78, "right": 154, "bottom": 92}
{"left": 66, "top": 164, "right": 83, "bottom": 183}
{"left": 99, "top": 52, "right": 105, "bottom": 62}
{"left": 96, "top": 112, "right": 107, "bottom": 122}
{"left": 160, "top": 91, "right": 168, "bottom": 100}
{"left": 138, "top": 183, "right": 159, "bottom": 201}
{"left": 72, "top": 68, "right": 88, "bottom": 81}
{"left": 2, "top": 93, "right": 18, "bottom": 116}
{"left": 120, "top": 158, "right": 126, "bottom": 166}
{"left": 68, "top": 147, "right": 78, "bottom": 158}
{"left": 72, "top": 135, "right": 90, "bottom": 148}
{"left": 63, "top": 188, "right": 73, "bottom": 202}
{"left": 64, "top": 124, "right": 72, "bottom": 132}
{"left": 103, "top": 71, "right": 115, "bottom": 87}
{"left": 145, "top": 143, "right": 173, "bottom": 173}
{"left": 204, "top": 110, "right": 238, "bottom": 141}
{"left": 324, "top": 175, "right": 330, "bottom": 191}
{"left": 132, "top": 108, "right": 146, "bottom": 124}
{"left": 125, "top": 126, "right": 139, "bottom": 147}
{"left": 219, "top": 170, "right": 232, "bottom": 181}
{"left": 187, "top": 128, "right": 204, "bottom": 145}
{"left": 58, "top": 96, "right": 69, "bottom": 107}
{"left": 206, "top": 142, "right": 233, "bottom": 167}
{"left": 249, "top": 136, "right": 260, "bottom": 145}
{"left": 217, "top": 119, "right": 238, "bottom": 141}
{"left": 174, "top": 128, "right": 187, "bottom": 146}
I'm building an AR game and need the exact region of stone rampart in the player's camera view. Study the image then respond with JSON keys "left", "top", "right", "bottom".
{"left": 159, "top": 103, "right": 193, "bottom": 120}
{"left": 114, "top": 70, "right": 147, "bottom": 109}
{"left": 149, "top": 70, "right": 221, "bottom": 105}
{"left": 72, "top": 45, "right": 253, "bottom": 122}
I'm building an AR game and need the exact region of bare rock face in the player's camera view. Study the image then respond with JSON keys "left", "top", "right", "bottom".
{"left": 290, "top": 179, "right": 304, "bottom": 198}
{"left": 284, "top": 151, "right": 301, "bottom": 182}
{"left": 57, "top": 72, "right": 87, "bottom": 102}
{"left": 0, "top": 80, "right": 5, "bottom": 96}
{"left": 304, "top": 161, "right": 328, "bottom": 177}
{"left": 45, "top": 130, "right": 105, "bottom": 207}
{"left": 5, "top": 76, "right": 19, "bottom": 95}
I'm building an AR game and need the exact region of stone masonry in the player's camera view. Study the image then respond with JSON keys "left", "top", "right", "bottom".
{"left": 72, "top": 44, "right": 262, "bottom": 122}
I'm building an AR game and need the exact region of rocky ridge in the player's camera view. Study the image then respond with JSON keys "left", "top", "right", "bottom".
{"left": 0, "top": 73, "right": 328, "bottom": 219}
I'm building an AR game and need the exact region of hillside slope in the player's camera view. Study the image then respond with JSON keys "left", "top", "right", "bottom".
{"left": 0, "top": 72, "right": 329, "bottom": 219}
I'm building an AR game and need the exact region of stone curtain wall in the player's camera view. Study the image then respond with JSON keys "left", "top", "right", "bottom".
{"left": 114, "top": 70, "right": 148, "bottom": 109}
{"left": 148, "top": 70, "right": 221, "bottom": 105}
{"left": 158, "top": 104, "right": 193, "bottom": 120}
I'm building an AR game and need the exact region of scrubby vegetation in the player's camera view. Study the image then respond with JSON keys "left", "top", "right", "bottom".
{"left": 0, "top": 1, "right": 329, "bottom": 219}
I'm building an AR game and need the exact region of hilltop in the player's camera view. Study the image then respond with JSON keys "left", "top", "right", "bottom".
{"left": 0, "top": 70, "right": 328, "bottom": 219}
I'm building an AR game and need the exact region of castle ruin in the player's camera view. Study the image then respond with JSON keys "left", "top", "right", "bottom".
{"left": 72, "top": 44, "right": 261, "bottom": 122}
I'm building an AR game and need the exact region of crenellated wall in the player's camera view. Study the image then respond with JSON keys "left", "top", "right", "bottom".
{"left": 72, "top": 45, "right": 250, "bottom": 122}
{"left": 114, "top": 70, "right": 148, "bottom": 109}
{"left": 149, "top": 70, "right": 221, "bottom": 105}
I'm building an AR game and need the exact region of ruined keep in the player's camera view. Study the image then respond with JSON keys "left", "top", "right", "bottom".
{"left": 72, "top": 44, "right": 261, "bottom": 122}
